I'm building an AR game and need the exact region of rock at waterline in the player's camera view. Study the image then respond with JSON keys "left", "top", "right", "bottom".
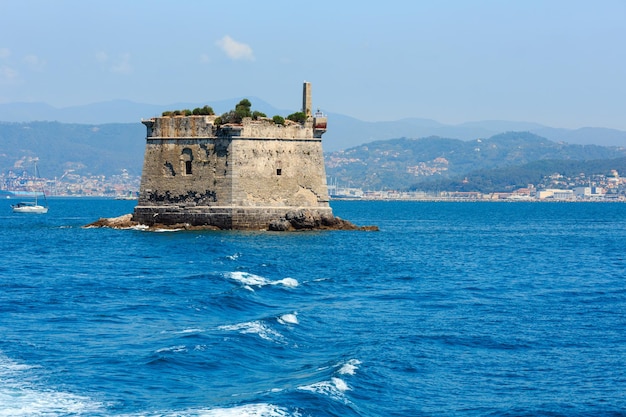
{"left": 84, "top": 210, "right": 378, "bottom": 231}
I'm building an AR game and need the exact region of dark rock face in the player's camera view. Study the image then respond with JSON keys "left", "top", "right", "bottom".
{"left": 84, "top": 214, "right": 137, "bottom": 229}
{"left": 269, "top": 209, "right": 378, "bottom": 232}
{"left": 321, "top": 212, "right": 341, "bottom": 227}
{"left": 268, "top": 218, "right": 292, "bottom": 231}
{"left": 85, "top": 210, "right": 378, "bottom": 232}
{"left": 285, "top": 210, "right": 319, "bottom": 229}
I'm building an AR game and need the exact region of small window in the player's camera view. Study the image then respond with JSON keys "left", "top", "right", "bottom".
{"left": 276, "top": 168, "right": 282, "bottom": 176}
{"left": 181, "top": 148, "right": 193, "bottom": 175}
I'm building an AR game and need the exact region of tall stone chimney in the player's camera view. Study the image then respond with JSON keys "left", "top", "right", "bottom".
{"left": 302, "top": 81, "right": 312, "bottom": 117}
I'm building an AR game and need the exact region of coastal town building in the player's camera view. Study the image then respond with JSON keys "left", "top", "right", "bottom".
{"left": 536, "top": 189, "right": 575, "bottom": 200}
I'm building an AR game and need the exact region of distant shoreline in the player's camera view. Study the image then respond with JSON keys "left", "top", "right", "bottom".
{"left": 5, "top": 193, "right": 624, "bottom": 203}
{"left": 330, "top": 197, "right": 625, "bottom": 203}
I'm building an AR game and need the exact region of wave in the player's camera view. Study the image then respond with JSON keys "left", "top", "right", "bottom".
{"left": 298, "top": 376, "right": 351, "bottom": 401}
{"left": 0, "top": 353, "right": 103, "bottom": 416}
{"left": 218, "top": 309, "right": 300, "bottom": 342}
{"left": 338, "top": 359, "right": 361, "bottom": 375}
{"left": 160, "top": 327, "right": 206, "bottom": 335}
{"left": 272, "top": 277, "right": 299, "bottom": 288}
{"left": 1, "top": 353, "right": 294, "bottom": 417}
{"left": 296, "top": 358, "right": 361, "bottom": 403}
{"left": 277, "top": 313, "right": 299, "bottom": 325}
{"left": 218, "top": 320, "right": 285, "bottom": 343}
{"left": 155, "top": 345, "right": 188, "bottom": 354}
{"left": 119, "top": 403, "right": 294, "bottom": 417}
{"left": 224, "top": 271, "right": 299, "bottom": 289}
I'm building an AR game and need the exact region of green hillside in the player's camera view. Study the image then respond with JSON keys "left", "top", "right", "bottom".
{"left": 0, "top": 121, "right": 145, "bottom": 178}
{"left": 325, "top": 132, "right": 626, "bottom": 190}
{"left": 414, "top": 157, "right": 626, "bottom": 193}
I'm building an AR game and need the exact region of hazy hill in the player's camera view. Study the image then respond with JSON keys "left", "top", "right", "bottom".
{"left": 416, "top": 157, "right": 626, "bottom": 193}
{"left": 0, "top": 121, "right": 145, "bottom": 179}
{"left": 1, "top": 100, "right": 626, "bottom": 151}
{"left": 325, "top": 132, "right": 626, "bottom": 190}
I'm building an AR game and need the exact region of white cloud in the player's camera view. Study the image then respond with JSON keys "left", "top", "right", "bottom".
{"left": 95, "top": 51, "right": 132, "bottom": 74}
{"left": 215, "top": 35, "right": 254, "bottom": 61}
{"left": 0, "top": 65, "right": 19, "bottom": 84}
{"left": 95, "top": 51, "right": 108, "bottom": 63}
{"left": 23, "top": 54, "right": 46, "bottom": 71}
{"left": 0, "top": 48, "right": 10, "bottom": 59}
{"left": 111, "top": 53, "right": 132, "bottom": 74}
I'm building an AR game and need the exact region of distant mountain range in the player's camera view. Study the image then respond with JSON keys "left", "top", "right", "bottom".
{"left": 1, "top": 100, "right": 626, "bottom": 151}
{"left": 2, "top": 100, "right": 626, "bottom": 193}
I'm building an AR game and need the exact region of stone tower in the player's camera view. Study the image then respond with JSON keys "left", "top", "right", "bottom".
{"left": 132, "top": 83, "right": 333, "bottom": 230}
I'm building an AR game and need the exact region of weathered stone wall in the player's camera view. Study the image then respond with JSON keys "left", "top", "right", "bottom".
{"left": 133, "top": 205, "right": 334, "bottom": 230}
{"left": 143, "top": 115, "right": 218, "bottom": 138}
{"left": 143, "top": 116, "right": 319, "bottom": 140}
{"left": 240, "top": 118, "right": 315, "bottom": 139}
{"left": 230, "top": 137, "right": 329, "bottom": 207}
{"left": 135, "top": 138, "right": 232, "bottom": 208}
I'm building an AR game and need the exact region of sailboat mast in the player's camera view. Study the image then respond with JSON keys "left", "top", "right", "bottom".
{"left": 35, "top": 161, "right": 47, "bottom": 207}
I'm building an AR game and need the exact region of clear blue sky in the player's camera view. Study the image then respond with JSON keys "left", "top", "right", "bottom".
{"left": 1, "top": 0, "right": 624, "bottom": 129}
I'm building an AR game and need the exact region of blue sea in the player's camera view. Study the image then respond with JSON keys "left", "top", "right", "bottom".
{"left": 1, "top": 198, "right": 626, "bottom": 416}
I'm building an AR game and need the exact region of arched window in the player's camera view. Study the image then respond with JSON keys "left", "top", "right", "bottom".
{"left": 181, "top": 148, "right": 193, "bottom": 175}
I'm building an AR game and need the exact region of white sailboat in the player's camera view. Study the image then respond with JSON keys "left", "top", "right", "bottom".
{"left": 11, "top": 161, "right": 49, "bottom": 214}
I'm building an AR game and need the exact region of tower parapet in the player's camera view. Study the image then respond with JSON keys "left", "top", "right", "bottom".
{"left": 140, "top": 114, "right": 326, "bottom": 141}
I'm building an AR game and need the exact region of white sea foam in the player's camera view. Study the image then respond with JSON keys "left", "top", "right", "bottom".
{"left": 298, "top": 377, "right": 351, "bottom": 400}
{"left": 272, "top": 277, "right": 299, "bottom": 288}
{"left": 226, "top": 271, "right": 269, "bottom": 286}
{"left": 180, "top": 328, "right": 204, "bottom": 334}
{"left": 338, "top": 359, "right": 361, "bottom": 375}
{"left": 156, "top": 345, "right": 188, "bottom": 353}
{"left": 277, "top": 313, "right": 299, "bottom": 325}
{"left": 0, "top": 387, "right": 103, "bottom": 416}
{"left": 218, "top": 320, "right": 284, "bottom": 342}
{"left": 196, "top": 403, "right": 293, "bottom": 417}
{"left": 0, "top": 354, "right": 103, "bottom": 416}
{"left": 331, "top": 377, "right": 350, "bottom": 392}
{"left": 126, "top": 403, "right": 293, "bottom": 417}
{"left": 225, "top": 272, "right": 299, "bottom": 290}
{"left": 0, "top": 362, "right": 37, "bottom": 376}
{"left": 296, "top": 359, "right": 360, "bottom": 402}
{"left": 162, "top": 328, "right": 204, "bottom": 335}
